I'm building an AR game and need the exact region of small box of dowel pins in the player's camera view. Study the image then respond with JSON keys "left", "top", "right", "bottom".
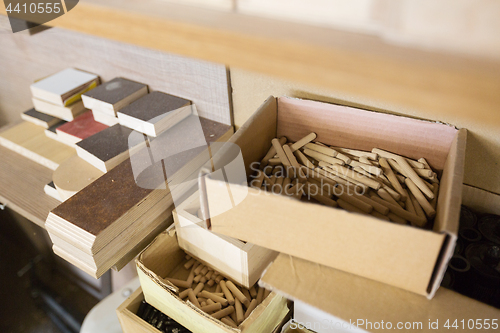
{"left": 173, "top": 191, "right": 279, "bottom": 289}
{"left": 200, "top": 96, "right": 466, "bottom": 298}
{"left": 135, "top": 225, "right": 289, "bottom": 333}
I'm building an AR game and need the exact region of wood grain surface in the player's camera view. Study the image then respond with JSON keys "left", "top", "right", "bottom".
{"left": 0, "top": 145, "right": 60, "bottom": 228}
{"left": 0, "top": 122, "right": 76, "bottom": 170}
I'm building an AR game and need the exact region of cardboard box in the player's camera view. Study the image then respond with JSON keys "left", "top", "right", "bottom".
{"left": 259, "top": 184, "right": 500, "bottom": 333}
{"left": 173, "top": 191, "right": 278, "bottom": 288}
{"left": 135, "top": 226, "right": 289, "bottom": 333}
{"left": 116, "top": 287, "right": 161, "bottom": 333}
{"left": 202, "top": 96, "right": 466, "bottom": 298}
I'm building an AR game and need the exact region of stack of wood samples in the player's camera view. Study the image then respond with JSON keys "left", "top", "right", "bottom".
{"left": 55, "top": 110, "right": 109, "bottom": 146}
{"left": 21, "top": 108, "right": 63, "bottom": 129}
{"left": 31, "top": 68, "right": 99, "bottom": 121}
{"left": 117, "top": 91, "right": 192, "bottom": 137}
{"left": 75, "top": 124, "right": 135, "bottom": 173}
{"left": 45, "top": 117, "right": 233, "bottom": 277}
{"left": 82, "top": 77, "right": 149, "bottom": 126}
{"left": 0, "top": 122, "right": 75, "bottom": 170}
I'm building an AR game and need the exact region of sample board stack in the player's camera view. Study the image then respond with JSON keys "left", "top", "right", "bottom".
{"left": 41, "top": 73, "right": 233, "bottom": 277}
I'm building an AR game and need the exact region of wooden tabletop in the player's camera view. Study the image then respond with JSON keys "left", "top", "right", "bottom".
{"left": 0, "top": 145, "right": 59, "bottom": 228}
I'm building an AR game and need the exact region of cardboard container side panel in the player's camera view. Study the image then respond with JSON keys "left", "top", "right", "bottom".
{"left": 426, "top": 129, "right": 466, "bottom": 297}
{"left": 240, "top": 293, "right": 289, "bottom": 333}
{"left": 211, "top": 96, "right": 277, "bottom": 176}
{"left": 174, "top": 209, "right": 251, "bottom": 285}
{"left": 137, "top": 229, "right": 289, "bottom": 333}
{"left": 434, "top": 128, "right": 467, "bottom": 234}
{"left": 116, "top": 288, "right": 162, "bottom": 333}
{"left": 207, "top": 181, "right": 446, "bottom": 295}
{"left": 260, "top": 254, "right": 500, "bottom": 333}
{"left": 277, "top": 97, "right": 458, "bottom": 170}
{"left": 244, "top": 243, "right": 279, "bottom": 289}
{"left": 137, "top": 229, "right": 184, "bottom": 284}
{"left": 462, "top": 184, "right": 500, "bottom": 215}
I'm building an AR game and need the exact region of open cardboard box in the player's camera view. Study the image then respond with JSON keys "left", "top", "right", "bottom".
{"left": 259, "top": 184, "right": 500, "bottom": 333}
{"left": 135, "top": 226, "right": 289, "bottom": 333}
{"left": 174, "top": 191, "right": 278, "bottom": 288}
{"left": 201, "top": 96, "right": 466, "bottom": 298}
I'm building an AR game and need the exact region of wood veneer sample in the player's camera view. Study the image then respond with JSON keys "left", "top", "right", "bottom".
{"left": 56, "top": 111, "right": 109, "bottom": 146}
{"left": 53, "top": 155, "right": 105, "bottom": 200}
{"left": 75, "top": 124, "right": 134, "bottom": 172}
{"left": 82, "top": 77, "right": 149, "bottom": 116}
{"left": 50, "top": 158, "right": 154, "bottom": 238}
{"left": 30, "top": 68, "right": 100, "bottom": 106}
{"left": 50, "top": 117, "right": 232, "bottom": 238}
{"left": 32, "top": 97, "right": 86, "bottom": 121}
{"left": 0, "top": 122, "right": 75, "bottom": 170}
{"left": 117, "top": 91, "right": 192, "bottom": 137}
{"left": 21, "top": 108, "right": 62, "bottom": 129}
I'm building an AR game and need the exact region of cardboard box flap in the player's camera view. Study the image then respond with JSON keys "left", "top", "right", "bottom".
{"left": 462, "top": 184, "right": 500, "bottom": 214}
{"left": 277, "top": 97, "right": 458, "bottom": 171}
{"left": 261, "top": 254, "right": 500, "bottom": 332}
{"left": 136, "top": 226, "right": 183, "bottom": 293}
{"left": 203, "top": 96, "right": 277, "bottom": 177}
{"left": 426, "top": 129, "right": 466, "bottom": 297}
{"left": 207, "top": 181, "right": 446, "bottom": 296}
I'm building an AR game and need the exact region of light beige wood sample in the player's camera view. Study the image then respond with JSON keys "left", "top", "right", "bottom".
{"left": 332, "top": 147, "right": 378, "bottom": 160}
{"left": 0, "top": 122, "right": 75, "bottom": 171}
{"left": 349, "top": 160, "right": 382, "bottom": 176}
{"left": 355, "top": 193, "right": 389, "bottom": 215}
{"left": 0, "top": 144, "right": 60, "bottom": 228}
{"left": 405, "top": 158, "right": 425, "bottom": 169}
{"left": 52, "top": 155, "right": 104, "bottom": 200}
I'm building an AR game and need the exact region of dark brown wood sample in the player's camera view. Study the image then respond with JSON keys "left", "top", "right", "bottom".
{"left": 118, "top": 91, "right": 190, "bottom": 121}
{"left": 50, "top": 117, "right": 232, "bottom": 237}
{"left": 76, "top": 124, "right": 133, "bottom": 162}
{"left": 21, "top": 108, "right": 62, "bottom": 128}
{"left": 82, "top": 77, "right": 148, "bottom": 106}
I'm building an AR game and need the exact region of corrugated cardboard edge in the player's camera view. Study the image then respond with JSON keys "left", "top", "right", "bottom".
{"left": 200, "top": 96, "right": 277, "bottom": 229}
{"left": 136, "top": 224, "right": 288, "bottom": 333}
{"left": 426, "top": 128, "right": 467, "bottom": 299}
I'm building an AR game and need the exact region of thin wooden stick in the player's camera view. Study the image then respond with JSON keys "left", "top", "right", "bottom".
{"left": 290, "top": 132, "right": 316, "bottom": 152}
{"left": 405, "top": 178, "right": 436, "bottom": 218}
{"left": 303, "top": 149, "right": 344, "bottom": 165}
{"left": 378, "top": 158, "right": 407, "bottom": 201}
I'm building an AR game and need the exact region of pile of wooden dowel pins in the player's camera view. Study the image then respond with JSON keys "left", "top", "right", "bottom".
{"left": 161, "top": 254, "right": 271, "bottom": 328}
{"left": 250, "top": 132, "right": 439, "bottom": 228}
